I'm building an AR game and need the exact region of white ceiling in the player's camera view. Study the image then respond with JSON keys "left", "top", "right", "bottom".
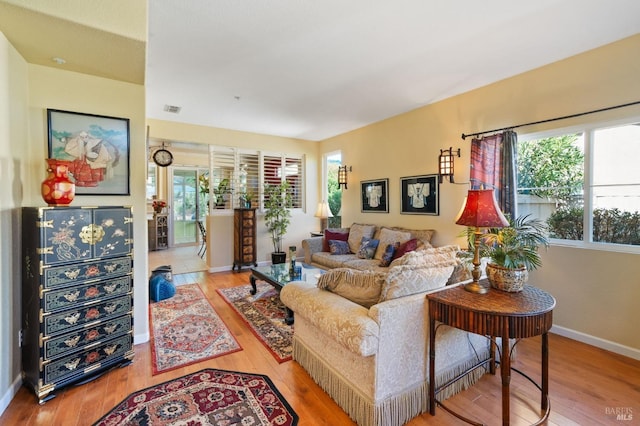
{"left": 2, "top": 1, "right": 640, "bottom": 142}
{"left": 146, "top": 0, "right": 640, "bottom": 141}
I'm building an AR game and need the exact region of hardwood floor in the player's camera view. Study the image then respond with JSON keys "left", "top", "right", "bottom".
{"left": 2, "top": 258, "right": 639, "bottom": 425}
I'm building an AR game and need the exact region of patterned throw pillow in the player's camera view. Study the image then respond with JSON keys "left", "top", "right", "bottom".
{"left": 328, "top": 239, "right": 350, "bottom": 255}
{"left": 379, "top": 263, "right": 455, "bottom": 302}
{"left": 347, "top": 223, "right": 377, "bottom": 254}
{"left": 379, "top": 242, "right": 399, "bottom": 267}
{"left": 389, "top": 244, "right": 460, "bottom": 268}
{"left": 389, "top": 227, "right": 436, "bottom": 249}
{"left": 357, "top": 237, "right": 380, "bottom": 259}
{"left": 323, "top": 229, "right": 349, "bottom": 252}
{"left": 392, "top": 238, "right": 418, "bottom": 261}
{"left": 373, "top": 228, "right": 412, "bottom": 260}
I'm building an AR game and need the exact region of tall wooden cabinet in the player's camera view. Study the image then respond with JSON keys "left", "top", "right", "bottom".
{"left": 233, "top": 208, "right": 257, "bottom": 271}
{"left": 148, "top": 213, "right": 168, "bottom": 250}
{"left": 21, "top": 206, "right": 134, "bottom": 403}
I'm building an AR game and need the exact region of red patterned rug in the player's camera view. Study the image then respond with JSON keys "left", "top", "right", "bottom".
{"left": 218, "top": 283, "right": 293, "bottom": 363}
{"left": 150, "top": 284, "right": 242, "bottom": 375}
{"left": 93, "top": 368, "right": 298, "bottom": 425}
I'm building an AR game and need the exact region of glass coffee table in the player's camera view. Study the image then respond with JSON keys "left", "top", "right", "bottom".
{"left": 250, "top": 262, "right": 324, "bottom": 324}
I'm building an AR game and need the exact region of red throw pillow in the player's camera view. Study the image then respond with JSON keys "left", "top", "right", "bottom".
{"left": 323, "top": 230, "right": 349, "bottom": 252}
{"left": 392, "top": 238, "right": 418, "bottom": 260}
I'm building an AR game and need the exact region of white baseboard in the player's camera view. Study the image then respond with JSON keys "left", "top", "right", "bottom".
{"left": 551, "top": 325, "right": 640, "bottom": 361}
{"left": 0, "top": 374, "right": 23, "bottom": 416}
{"left": 134, "top": 332, "right": 150, "bottom": 345}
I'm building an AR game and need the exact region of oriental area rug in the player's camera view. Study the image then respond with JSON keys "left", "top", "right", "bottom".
{"left": 150, "top": 284, "right": 242, "bottom": 375}
{"left": 93, "top": 368, "right": 298, "bottom": 426}
{"left": 218, "top": 283, "right": 293, "bottom": 363}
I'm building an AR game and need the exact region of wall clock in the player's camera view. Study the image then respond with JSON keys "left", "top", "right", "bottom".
{"left": 153, "top": 147, "right": 173, "bottom": 167}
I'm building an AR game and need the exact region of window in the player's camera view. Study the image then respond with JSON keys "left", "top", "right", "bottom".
{"left": 147, "top": 164, "right": 157, "bottom": 200}
{"left": 517, "top": 120, "right": 640, "bottom": 248}
{"left": 238, "top": 151, "right": 259, "bottom": 206}
{"left": 285, "top": 157, "right": 303, "bottom": 209}
{"left": 209, "top": 147, "right": 235, "bottom": 210}
{"left": 207, "top": 147, "right": 304, "bottom": 211}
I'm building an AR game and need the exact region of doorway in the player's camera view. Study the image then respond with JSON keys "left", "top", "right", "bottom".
{"left": 172, "top": 167, "right": 208, "bottom": 246}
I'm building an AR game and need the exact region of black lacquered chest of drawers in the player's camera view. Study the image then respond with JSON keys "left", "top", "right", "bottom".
{"left": 21, "top": 206, "right": 134, "bottom": 403}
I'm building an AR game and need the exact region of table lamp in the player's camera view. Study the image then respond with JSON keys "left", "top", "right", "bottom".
{"left": 455, "top": 189, "right": 509, "bottom": 294}
{"left": 314, "top": 200, "right": 334, "bottom": 232}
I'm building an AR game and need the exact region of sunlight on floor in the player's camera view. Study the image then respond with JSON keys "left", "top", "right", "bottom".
{"left": 148, "top": 245, "right": 208, "bottom": 275}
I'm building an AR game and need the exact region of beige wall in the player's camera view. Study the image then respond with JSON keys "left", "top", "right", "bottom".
{"left": 0, "top": 30, "right": 29, "bottom": 412}
{"left": 147, "top": 119, "right": 322, "bottom": 269}
{"left": 321, "top": 34, "right": 640, "bottom": 356}
{"left": 1, "top": 21, "right": 638, "bottom": 416}
{"left": 25, "top": 64, "right": 149, "bottom": 343}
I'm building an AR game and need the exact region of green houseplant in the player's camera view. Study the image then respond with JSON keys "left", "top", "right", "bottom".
{"left": 467, "top": 214, "right": 549, "bottom": 292}
{"left": 264, "top": 181, "right": 292, "bottom": 264}
{"left": 199, "top": 174, "right": 232, "bottom": 208}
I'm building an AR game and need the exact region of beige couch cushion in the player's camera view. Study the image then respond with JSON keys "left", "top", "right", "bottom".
{"left": 380, "top": 262, "right": 455, "bottom": 301}
{"left": 389, "top": 227, "right": 436, "bottom": 249}
{"left": 347, "top": 223, "right": 377, "bottom": 254}
{"left": 342, "top": 258, "right": 392, "bottom": 273}
{"left": 374, "top": 228, "right": 412, "bottom": 260}
{"left": 311, "top": 252, "right": 353, "bottom": 269}
{"left": 389, "top": 244, "right": 460, "bottom": 268}
{"left": 317, "top": 268, "right": 387, "bottom": 308}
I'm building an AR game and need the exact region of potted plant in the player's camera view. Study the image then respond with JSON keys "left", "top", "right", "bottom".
{"left": 199, "top": 174, "right": 232, "bottom": 208}
{"left": 468, "top": 214, "right": 549, "bottom": 292}
{"left": 264, "top": 181, "right": 292, "bottom": 264}
{"left": 238, "top": 191, "right": 254, "bottom": 208}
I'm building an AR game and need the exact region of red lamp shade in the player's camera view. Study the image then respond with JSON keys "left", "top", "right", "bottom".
{"left": 456, "top": 189, "right": 509, "bottom": 228}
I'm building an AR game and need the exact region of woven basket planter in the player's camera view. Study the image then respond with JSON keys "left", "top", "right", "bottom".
{"left": 486, "top": 263, "right": 528, "bottom": 292}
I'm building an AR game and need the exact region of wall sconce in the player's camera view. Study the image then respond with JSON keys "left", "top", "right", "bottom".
{"left": 438, "top": 147, "right": 460, "bottom": 183}
{"left": 338, "top": 165, "right": 351, "bottom": 189}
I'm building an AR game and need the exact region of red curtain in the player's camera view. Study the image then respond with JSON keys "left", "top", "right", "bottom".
{"left": 470, "top": 131, "right": 517, "bottom": 218}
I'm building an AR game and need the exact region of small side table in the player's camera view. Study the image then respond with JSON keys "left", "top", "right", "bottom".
{"left": 427, "top": 282, "right": 555, "bottom": 426}
{"left": 310, "top": 231, "right": 323, "bottom": 237}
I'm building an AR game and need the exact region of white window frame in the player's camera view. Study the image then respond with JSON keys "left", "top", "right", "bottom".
{"left": 518, "top": 115, "right": 640, "bottom": 255}
{"left": 207, "top": 146, "right": 305, "bottom": 215}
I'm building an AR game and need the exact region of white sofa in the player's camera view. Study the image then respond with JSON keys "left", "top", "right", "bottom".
{"left": 281, "top": 237, "right": 490, "bottom": 426}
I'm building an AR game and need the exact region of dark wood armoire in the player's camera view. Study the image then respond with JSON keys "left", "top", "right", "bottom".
{"left": 21, "top": 206, "right": 134, "bottom": 403}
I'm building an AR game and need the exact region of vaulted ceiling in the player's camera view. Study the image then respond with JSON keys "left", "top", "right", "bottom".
{"left": 2, "top": 0, "right": 640, "bottom": 141}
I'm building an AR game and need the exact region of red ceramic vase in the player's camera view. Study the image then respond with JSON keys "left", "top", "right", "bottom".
{"left": 41, "top": 159, "right": 76, "bottom": 206}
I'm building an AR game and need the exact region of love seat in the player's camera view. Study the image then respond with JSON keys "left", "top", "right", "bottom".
{"left": 281, "top": 225, "right": 490, "bottom": 426}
